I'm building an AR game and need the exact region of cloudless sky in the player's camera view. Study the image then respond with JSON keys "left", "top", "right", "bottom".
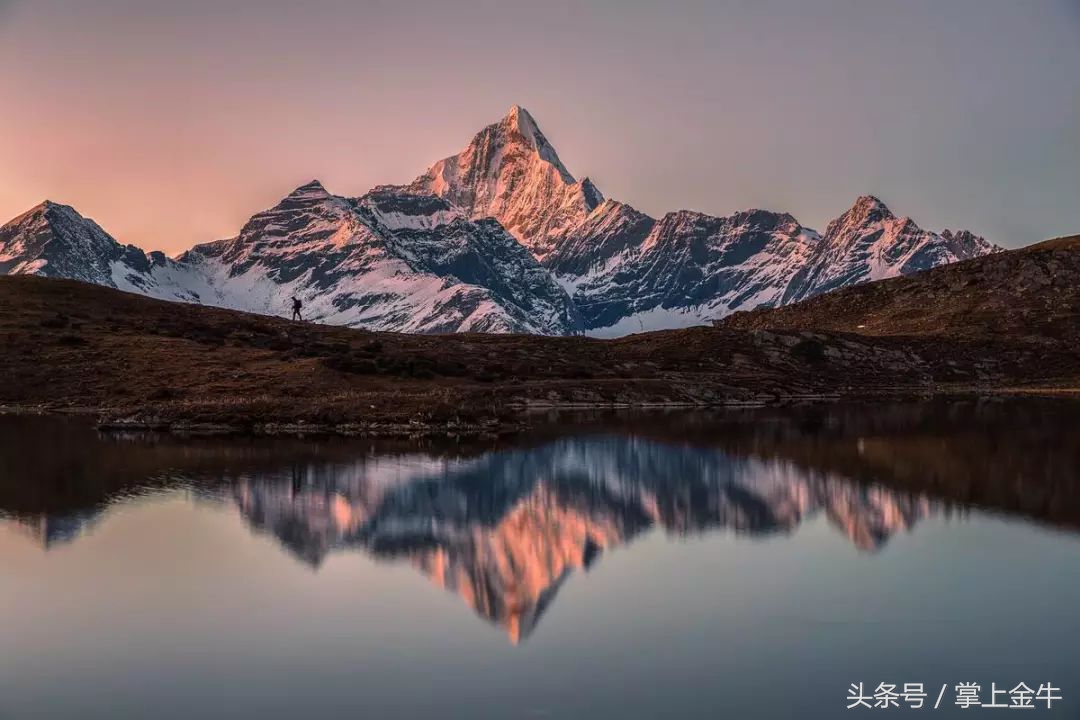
{"left": 0, "top": 0, "right": 1077, "bottom": 253}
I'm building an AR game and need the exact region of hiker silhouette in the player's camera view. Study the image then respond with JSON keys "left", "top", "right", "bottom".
{"left": 291, "top": 296, "right": 303, "bottom": 321}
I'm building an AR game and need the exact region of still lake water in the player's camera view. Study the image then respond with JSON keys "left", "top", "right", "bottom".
{"left": 2, "top": 401, "right": 1078, "bottom": 719}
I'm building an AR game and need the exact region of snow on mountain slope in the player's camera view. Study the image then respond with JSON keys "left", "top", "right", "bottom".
{"left": 782, "top": 195, "right": 999, "bottom": 304}
{"left": 559, "top": 208, "right": 822, "bottom": 335}
{"left": 403, "top": 105, "right": 603, "bottom": 260}
{"left": 548, "top": 194, "right": 997, "bottom": 335}
{"left": 179, "top": 181, "right": 582, "bottom": 334}
{"left": 544, "top": 199, "right": 656, "bottom": 280}
{"left": 0, "top": 200, "right": 206, "bottom": 303}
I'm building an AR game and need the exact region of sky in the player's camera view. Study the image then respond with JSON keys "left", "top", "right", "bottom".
{"left": 0, "top": 0, "right": 1077, "bottom": 253}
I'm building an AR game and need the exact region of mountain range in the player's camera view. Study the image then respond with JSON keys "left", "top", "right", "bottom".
{"left": 0, "top": 105, "right": 998, "bottom": 336}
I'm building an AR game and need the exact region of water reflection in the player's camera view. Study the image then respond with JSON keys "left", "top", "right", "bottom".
{"left": 7, "top": 510, "right": 104, "bottom": 548}
{"left": 231, "top": 441, "right": 945, "bottom": 642}
{"left": 3, "top": 399, "right": 1079, "bottom": 644}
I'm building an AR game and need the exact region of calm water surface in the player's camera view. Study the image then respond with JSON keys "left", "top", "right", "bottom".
{"left": 2, "top": 401, "right": 1079, "bottom": 719}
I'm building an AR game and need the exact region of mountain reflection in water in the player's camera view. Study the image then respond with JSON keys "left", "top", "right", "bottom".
{"left": 3, "top": 400, "right": 1078, "bottom": 644}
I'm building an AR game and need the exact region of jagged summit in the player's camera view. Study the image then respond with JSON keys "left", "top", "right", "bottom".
{"left": 19, "top": 198, "right": 58, "bottom": 212}
{"left": 782, "top": 196, "right": 998, "bottom": 304}
{"left": 286, "top": 179, "right": 331, "bottom": 200}
{"left": 852, "top": 194, "right": 890, "bottom": 210}
{"left": 1, "top": 200, "right": 109, "bottom": 258}
{"left": 577, "top": 177, "right": 604, "bottom": 207}
{"left": 0, "top": 195, "right": 204, "bottom": 301}
{"left": 495, "top": 105, "right": 566, "bottom": 174}
{"left": 11, "top": 199, "right": 76, "bottom": 225}
{"left": 503, "top": 104, "right": 530, "bottom": 125}
{"left": 839, "top": 195, "right": 895, "bottom": 224}
{"left": 501, "top": 105, "right": 539, "bottom": 140}
{"left": 402, "top": 106, "right": 602, "bottom": 259}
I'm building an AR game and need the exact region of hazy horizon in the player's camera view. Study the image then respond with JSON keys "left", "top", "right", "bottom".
{"left": 1, "top": 0, "right": 1077, "bottom": 254}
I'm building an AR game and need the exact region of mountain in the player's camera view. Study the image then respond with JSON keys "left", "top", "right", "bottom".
{"left": 0, "top": 200, "right": 205, "bottom": 302}
{"left": 780, "top": 195, "right": 1000, "bottom": 304}
{"left": 723, "top": 233, "right": 1080, "bottom": 343}
{"left": 403, "top": 105, "right": 604, "bottom": 260}
{"left": 545, "top": 194, "right": 997, "bottom": 335}
{"left": 552, "top": 207, "right": 821, "bottom": 335}
{"left": 180, "top": 181, "right": 582, "bottom": 334}
{"left": 0, "top": 106, "right": 1001, "bottom": 337}
{"left": 543, "top": 199, "right": 657, "bottom": 277}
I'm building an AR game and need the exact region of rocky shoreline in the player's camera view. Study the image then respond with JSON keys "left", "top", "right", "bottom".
{"left": 4, "top": 383, "right": 1077, "bottom": 439}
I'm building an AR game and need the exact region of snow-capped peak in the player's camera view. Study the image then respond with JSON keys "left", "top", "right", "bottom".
{"left": 502, "top": 104, "right": 539, "bottom": 142}
{"left": 0, "top": 196, "right": 209, "bottom": 303}
{"left": 285, "top": 180, "right": 332, "bottom": 202}
{"left": 782, "top": 197, "right": 1000, "bottom": 304}
{"left": 497, "top": 104, "right": 567, "bottom": 176}
{"left": 401, "top": 106, "right": 602, "bottom": 260}
{"left": 843, "top": 195, "right": 895, "bottom": 224}
{"left": 3, "top": 200, "right": 109, "bottom": 253}
{"left": 12, "top": 199, "right": 76, "bottom": 226}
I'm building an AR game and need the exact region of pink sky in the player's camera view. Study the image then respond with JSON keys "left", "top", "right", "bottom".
{"left": 1, "top": 0, "right": 1078, "bottom": 254}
